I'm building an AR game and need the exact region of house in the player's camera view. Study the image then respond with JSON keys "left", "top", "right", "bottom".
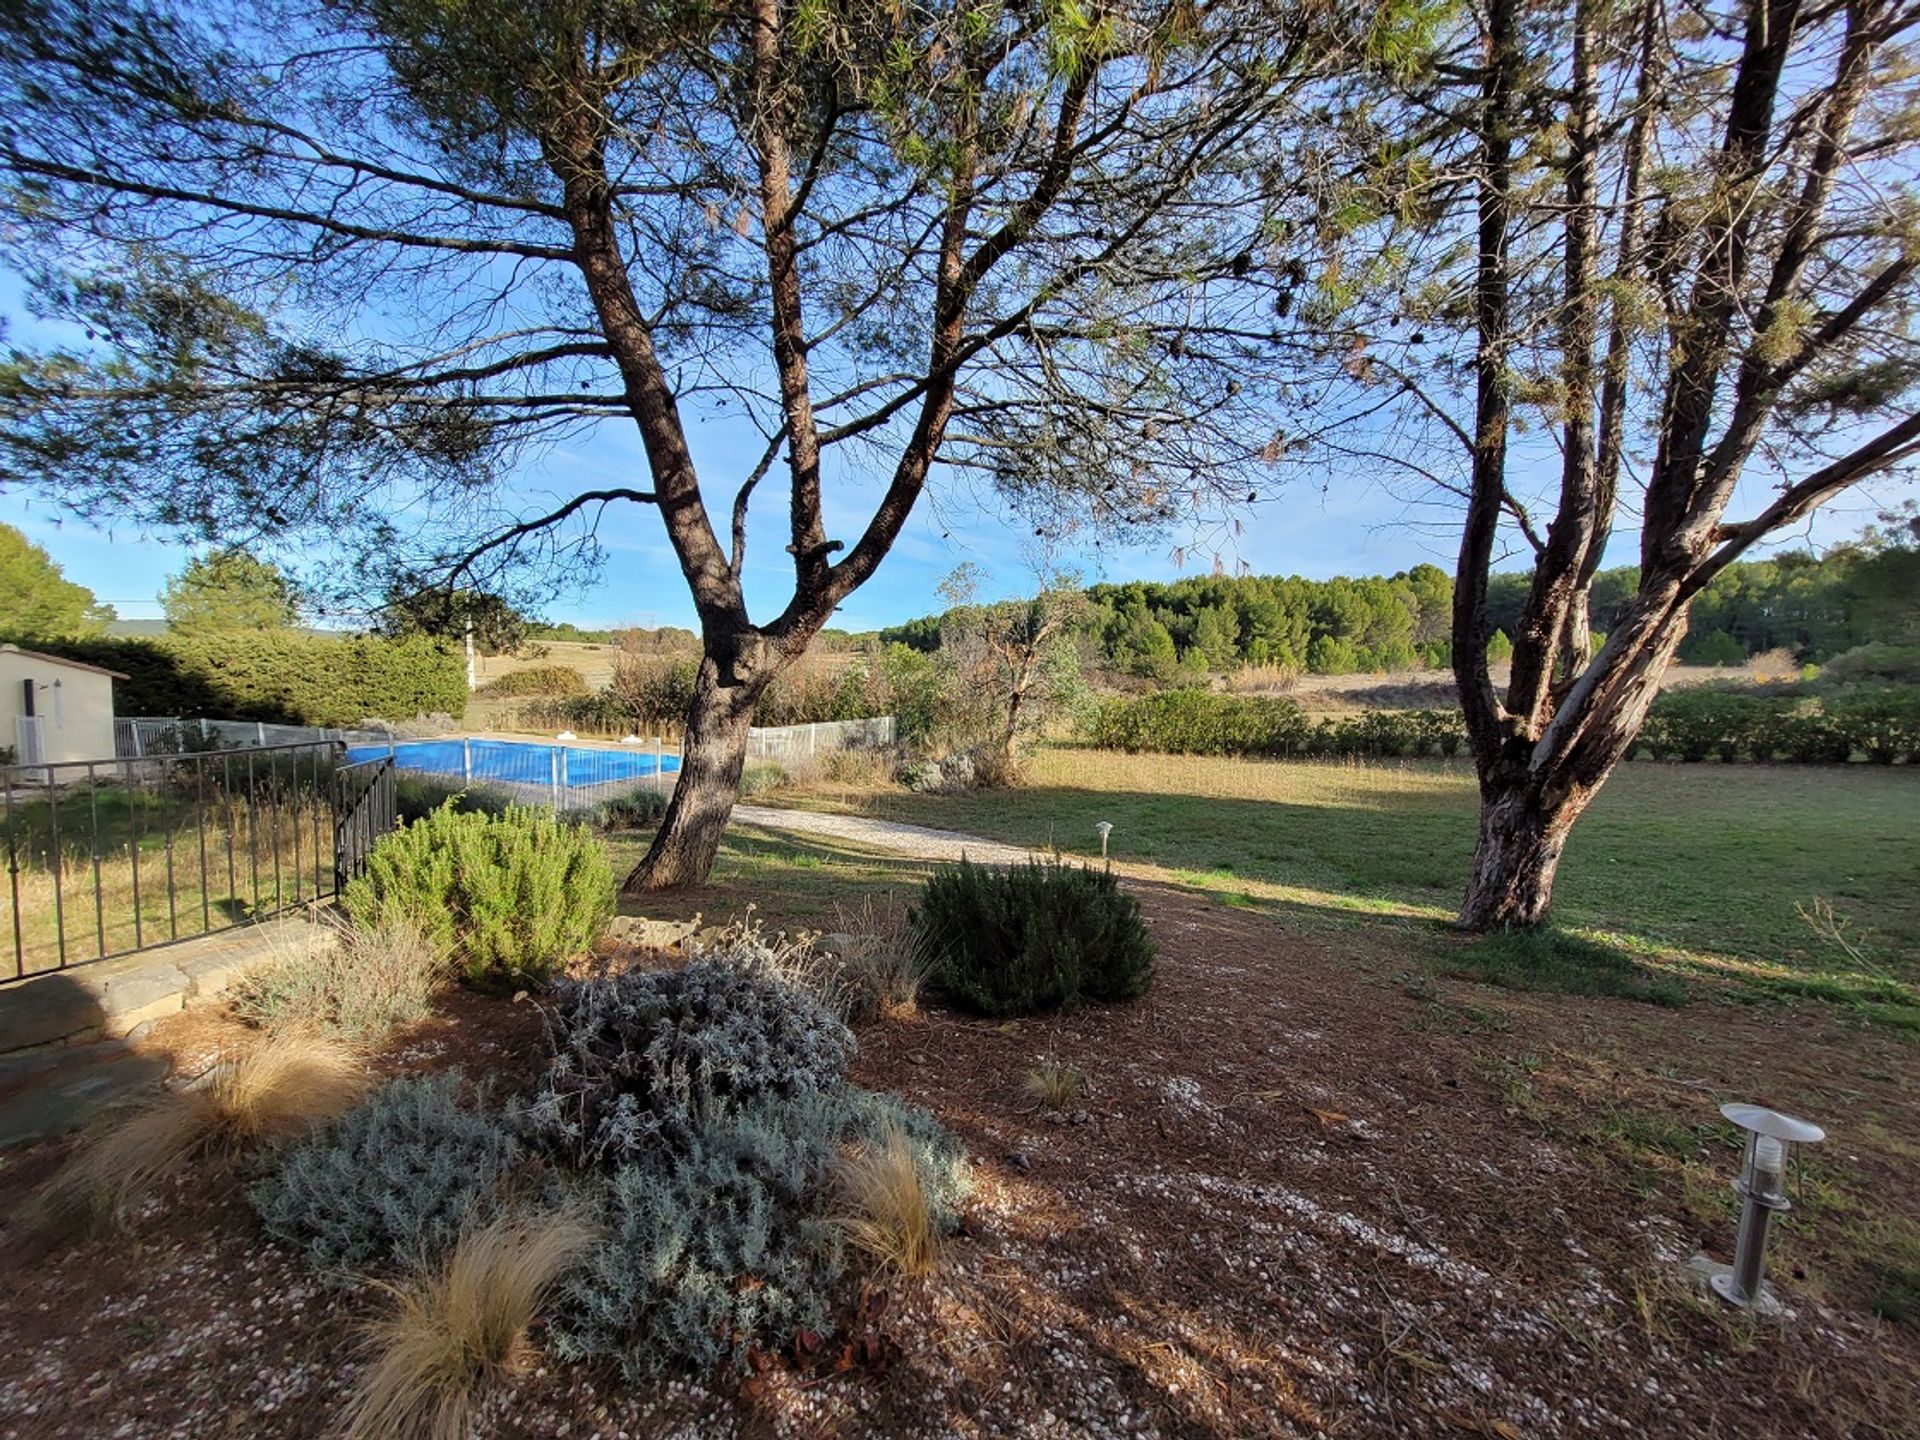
{"left": 0, "top": 644, "right": 126, "bottom": 766}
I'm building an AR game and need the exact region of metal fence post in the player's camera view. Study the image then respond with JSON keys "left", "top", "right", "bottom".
{"left": 550, "top": 745, "right": 562, "bottom": 816}
{"left": 462, "top": 738, "right": 472, "bottom": 783}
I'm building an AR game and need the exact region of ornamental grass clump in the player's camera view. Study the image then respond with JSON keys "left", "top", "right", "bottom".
{"left": 342, "top": 802, "right": 614, "bottom": 990}
{"left": 344, "top": 1208, "right": 597, "bottom": 1440}
{"left": 834, "top": 1120, "right": 945, "bottom": 1279}
{"left": 33, "top": 1032, "right": 366, "bottom": 1237}
{"left": 231, "top": 913, "right": 445, "bottom": 1043}
{"left": 913, "top": 858, "right": 1156, "bottom": 1017}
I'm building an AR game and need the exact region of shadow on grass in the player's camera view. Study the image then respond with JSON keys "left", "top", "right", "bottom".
{"left": 1442, "top": 927, "right": 1692, "bottom": 1007}
{"left": 626, "top": 810, "right": 1920, "bottom": 1032}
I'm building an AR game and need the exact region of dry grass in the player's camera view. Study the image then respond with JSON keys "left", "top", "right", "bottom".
{"left": 1024, "top": 1056, "right": 1088, "bottom": 1110}
{"left": 471, "top": 641, "right": 622, "bottom": 690}
{"left": 231, "top": 913, "right": 446, "bottom": 1042}
{"left": 31, "top": 1031, "right": 366, "bottom": 1235}
{"left": 744, "top": 743, "right": 897, "bottom": 799}
{"left": 834, "top": 1123, "right": 943, "bottom": 1279}
{"left": 1220, "top": 662, "right": 1303, "bottom": 695}
{"left": 345, "top": 1210, "right": 597, "bottom": 1440}
{"left": 826, "top": 891, "right": 932, "bottom": 1020}
{"left": 7, "top": 800, "right": 334, "bottom": 973}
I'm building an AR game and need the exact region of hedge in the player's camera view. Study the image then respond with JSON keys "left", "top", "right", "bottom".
{"left": 1638, "top": 686, "right": 1920, "bottom": 764}
{"left": 1085, "top": 691, "right": 1466, "bottom": 759}
{"left": 473, "top": 664, "right": 588, "bottom": 699}
{"left": 1082, "top": 685, "right": 1920, "bottom": 764}
{"left": 8, "top": 632, "right": 468, "bottom": 727}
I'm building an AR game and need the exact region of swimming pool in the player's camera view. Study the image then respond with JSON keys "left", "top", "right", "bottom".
{"left": 344, "top": 738, "right": 680, "bottom": 789}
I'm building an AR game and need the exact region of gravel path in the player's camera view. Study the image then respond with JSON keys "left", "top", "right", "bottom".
{"left": 731, "top": 803, "right": 1035, "bottom": 865}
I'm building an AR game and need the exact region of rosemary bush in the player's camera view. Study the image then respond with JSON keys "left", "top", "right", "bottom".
{"left": 914, "top": 859, "right": 1156, "bottom": 1016}
{"left": 342, "top": 802, "right": 614, "bottom": 989}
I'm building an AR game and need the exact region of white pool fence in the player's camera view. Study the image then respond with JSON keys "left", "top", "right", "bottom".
{"left": 113, "top": 715, "right": 897, "bottom": 816}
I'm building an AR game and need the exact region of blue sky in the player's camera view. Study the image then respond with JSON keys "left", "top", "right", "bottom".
{"left": 15, "top": 427, "right": 1909, "bottom": 631}
{"left": 6, "top": 279, "right": 1911, "bottom": 632}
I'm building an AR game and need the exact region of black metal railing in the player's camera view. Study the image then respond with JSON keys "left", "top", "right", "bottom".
{"left": 334, "top": 756, "right": 396, "bottom": 891}
{"left": 1, "top": 740, "right": 353, "bottom": 983}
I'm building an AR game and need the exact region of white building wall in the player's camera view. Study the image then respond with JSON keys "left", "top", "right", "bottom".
{"left": 0, "top": 646, "right": 120, "bottom": 765}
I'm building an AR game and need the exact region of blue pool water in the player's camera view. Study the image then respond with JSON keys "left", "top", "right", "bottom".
{"left": 344, "top": 738, "right": 680, "bottom": 789}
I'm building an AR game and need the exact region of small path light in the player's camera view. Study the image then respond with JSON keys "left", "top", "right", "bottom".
{"left": 1707, "top": 1103, "right": 1825, "bottom": 1315}
{"left": 1096, "top": 821, "right": 1113, "bottom": 860}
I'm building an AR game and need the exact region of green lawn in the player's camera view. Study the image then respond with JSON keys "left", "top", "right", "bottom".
{"left": 768, "top": 748, "right": 1920, "bottom": 1021}
{"left": 605, "top": 824, "right": 938, "bottom": 932}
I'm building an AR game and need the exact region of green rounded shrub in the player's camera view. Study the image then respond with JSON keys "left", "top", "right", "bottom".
{"left": 913, "top": 859, "right": 1156, "bottom": 1016}
{"left": 343, "top": 803, "right": 614, "bottom": 989}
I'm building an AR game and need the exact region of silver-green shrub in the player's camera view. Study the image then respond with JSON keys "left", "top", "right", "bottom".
{"left": 521, "top": 951, "right": 856, "bottom": 1165}
{"left": 250, "top": 1073, "right": 522, "bottom": 1273}
{"left": 553, "top": 1086, "right": 968, "bottom": 1376}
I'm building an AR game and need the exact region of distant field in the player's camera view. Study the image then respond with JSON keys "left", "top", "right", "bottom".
{"left": 472, "top": 640, "right": 628, "bottom": 689}
{"left": 1233, "top": 659, "right": 1801, "bottom": 712}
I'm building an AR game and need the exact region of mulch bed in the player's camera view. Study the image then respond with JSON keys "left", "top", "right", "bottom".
{"left": 0, "top": 882, "right": 1913, "bottom": 1439}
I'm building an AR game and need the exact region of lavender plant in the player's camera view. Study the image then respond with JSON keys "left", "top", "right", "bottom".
{"left": 521, "top": 950, "right": 856, "bottom": 1166}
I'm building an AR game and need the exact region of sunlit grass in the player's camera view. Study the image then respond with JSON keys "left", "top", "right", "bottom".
{"left": 603, "top": 824, "right": 934, "bottom": 931}
{"left": 766, "top": 746, "right": 1920, "bottom": 1022}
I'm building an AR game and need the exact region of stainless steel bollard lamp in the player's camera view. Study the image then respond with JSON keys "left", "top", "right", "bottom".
{"left": 1095, "top": 821, "right": 1113, "bottom": 860}
{"left": 1709, "top": 1103, "right": 1825, "bottom": 1313}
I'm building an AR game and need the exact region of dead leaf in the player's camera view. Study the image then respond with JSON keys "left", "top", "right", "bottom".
{"left": 1437, "top": 1410, "right": 1520, "bottom": 1440}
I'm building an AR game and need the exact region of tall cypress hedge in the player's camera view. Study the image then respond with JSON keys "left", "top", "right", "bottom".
{"left": 5, "top": 632, "right": 467, "bottom": 726}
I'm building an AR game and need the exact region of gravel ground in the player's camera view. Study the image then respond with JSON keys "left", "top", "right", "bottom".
{"left": 1, "top": 825, "right": 1914, "bottom": 1439}
{"left": 731, "top": 804, "right": 1034, "bottom": 866}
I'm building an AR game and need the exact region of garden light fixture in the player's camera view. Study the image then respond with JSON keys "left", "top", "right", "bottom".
{"left": 1707, "top": 1103, "right": 1825, "bottom": 1314}
{"left": 1096, "top": 821, "right": 1113, "bottom": 859}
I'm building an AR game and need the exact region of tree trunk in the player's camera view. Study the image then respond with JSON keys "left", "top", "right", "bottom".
{"left": 998, "top": 664, "right": 1031, "bottom": 774}
{"left": 1458, "top": 779, "right": 1579, "bottom": 930}
{"left": 1457, "top": 612, "right": 1681, "bottom": 930}
{"left": 624, "top": 657, "right": 761, "bottom": 893}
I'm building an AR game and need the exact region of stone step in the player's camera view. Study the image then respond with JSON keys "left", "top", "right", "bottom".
{"left": 0, "top": 912, "right": 334, "bottom": 1148}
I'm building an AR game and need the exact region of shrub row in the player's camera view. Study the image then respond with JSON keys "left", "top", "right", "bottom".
{"left": 472, "top": 664, "right": 588, "bottom": 699}
{"left": 1639, "top": 686, "right": 1920, "bottom": 764}
{"left": 526, "top": 655, "right": 886, "bottom": 734}
{"left": 252, "top": 930, "right": 972, "bottom": 1379}
{"left": 1085, "top": 690, "right": 1466, "bottom": 759}
{"left": 1085, "top": 685, "right": 1920, "bottom": 763}
{"left": 10, "top": 631, "right": 467, "bottom": 726}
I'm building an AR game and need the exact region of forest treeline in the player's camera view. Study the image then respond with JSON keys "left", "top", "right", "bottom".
{"left": 879, "top": 520, "right": 1920, "bottom": 679}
